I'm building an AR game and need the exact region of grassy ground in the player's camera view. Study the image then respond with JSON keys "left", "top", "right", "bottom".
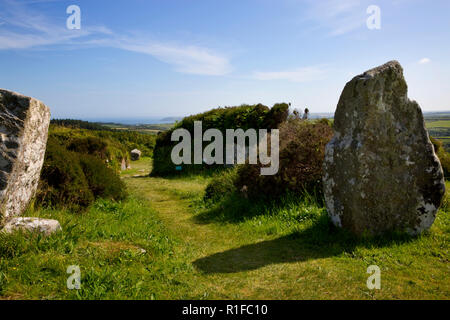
{"left": 0, "top": 157, "right": 449, "bottom": 299}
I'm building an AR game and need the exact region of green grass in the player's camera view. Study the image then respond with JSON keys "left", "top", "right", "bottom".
{"left": 0, "top": 157, "right": 449, "bottom": 299}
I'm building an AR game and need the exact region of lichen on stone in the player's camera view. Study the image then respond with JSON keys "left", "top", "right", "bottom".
{"left": 323, "top": 61, "right": 445, "bottom": 236}
{"left": 0, "top": 89, "right": 50, "bottom": 226}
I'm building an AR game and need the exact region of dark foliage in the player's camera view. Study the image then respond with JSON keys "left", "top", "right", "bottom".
{"left": 234, "top": 118, "right": 333, "bottom": 200}
{"left": 67, "top": 136, "right": 108, "bottom": 159}
{"left": 203, "top": 169, "right": 238, "bottom": 202}
{"left": 78, "top": 154, "right": 127, "bottom": 201}
{"left": 36, "top": 137, "right": 127, "bottom": 211}
{"left": 51, "top": 119, "right": 110, "bottom": 131}
{"left": 431, "top": 136, "right": 450, "bottom": 178}
{"left": 152, "top": 103, "right": 290, "bottom": 176}
{"left": 36, "top": 137, "right": 95, "bottom": 211}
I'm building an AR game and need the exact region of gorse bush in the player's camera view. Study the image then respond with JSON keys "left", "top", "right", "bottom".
{"left": 36, "top": 137, "right": 95, "bottom": 211}
{"left": 431, "top": 136, "right": 450, "bottom": 178}
{"left": 79, "top": 154, "right": 127, "bottom": 201}
{"left": 204, "top": 118, "right": 333, "bottom": 204}
{"left": 234, "top": 118, "right": 333, "bottom": 200}
{"left": 152, "top": 103, "right": 290, "bottom": 176}
{"left": 36, "top": 137, "right": 127, "bottom": 211}
{"left": 67, "top": 136, "right": 108, "bottom": 159}
{"left": 203, "top": 168, "right": 238, "bottom": 203}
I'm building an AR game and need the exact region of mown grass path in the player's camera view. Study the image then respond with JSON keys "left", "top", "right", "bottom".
{"left": 122, "top": 158, "right": 450, "bottom": 300}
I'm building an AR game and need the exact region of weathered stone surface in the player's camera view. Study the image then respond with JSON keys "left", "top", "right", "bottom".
{"left": 0, "top": 89, "right": 50, "bottom": 225}
{"left": 131, "top": 149, "right": 141, "bottom": 161}
{"left": 1, "top": 217, "right": 61, "bottom": 236}
{"left": 121, "top": 158, "right": 127, "bottom": 170}
{"left": 323, "top": 61, "right": 445, "bottom": 236}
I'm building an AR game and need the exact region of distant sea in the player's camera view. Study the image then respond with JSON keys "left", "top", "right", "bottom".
{"left": 63, "top": 111, "right": 450, "bottom": 126}
{"left": 81, "top": 117, "right": 182, "bottom": 125}
{"left": 81, "top": 114, "right": 336, "bottom": 125}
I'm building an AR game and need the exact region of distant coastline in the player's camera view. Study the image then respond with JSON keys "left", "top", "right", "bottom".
{"left": 78, "top": 117, "right": 183, "bottom": 125}
{"left": 53, "top": 111, "right": 450, "bottom": 126}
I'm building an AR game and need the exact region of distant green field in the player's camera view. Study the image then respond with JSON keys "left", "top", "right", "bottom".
{"left": 101, "top": 123, "right": 175, "bottom": 134}
{"left": 426, "top": 120, "right": 450, "bottom": 129}
{"left": 425, "top": 117, "right": 450, "bottom": 151}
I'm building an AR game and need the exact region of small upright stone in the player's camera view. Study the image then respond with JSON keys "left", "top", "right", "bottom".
{"left": 0, "top": 89, "right": 50, "bottom": 225}
{"left": 131, "top": 149, "right": 141, "bottom": 161}
{"left": 323, "top": 61, "right": 445, "bottom": 236}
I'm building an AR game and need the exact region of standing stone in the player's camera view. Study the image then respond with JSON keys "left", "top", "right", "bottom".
{"left": 121, "top": 158, "right": 127, "bottom": 170}
{"left": 0, "top": 89, "right": 50, "bottom": 225}
{"left": 131, "top": 149, "right": 141, "bottom": 161}
{"left": 323, "top": 61, "right": 445, "bottom": 236}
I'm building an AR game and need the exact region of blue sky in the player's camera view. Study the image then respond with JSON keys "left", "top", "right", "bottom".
{"left": 0, "top": 0, "right": 449, "bottom": 120}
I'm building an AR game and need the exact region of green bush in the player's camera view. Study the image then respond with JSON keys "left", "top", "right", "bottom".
{"left": 67, "top": 136, "right": 108, "bottom": 159}
{"left": 36, "top": 137, "right": 94, "bottom": 211}
{"left": 431, "top": 136, "right": 450, "bottom": 178}
{"left": 36, "top": 137, "right": 127, "bottom": 211}
{"left": 203, "top": 168, "right": 238, "bottom": 202}
{"left": 79, "top": 154, "right": 127, "bottom": 201}
{"left": 234, "top": 118, "right": 333, "bottom": 200}
{"left": 152, "top": 103, "right": 290, "bottom": 176}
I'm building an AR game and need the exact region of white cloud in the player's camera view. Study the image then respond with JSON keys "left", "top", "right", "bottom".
{"left": 0, "top": 0, "right": 231, "bottom": 76}
{"left": 252, "top": 66, "right": 327, "bottom": 82}
{"left": 305, "top": 0, "right": 374, "bottom": 36}
{"left": 419, "top": 58, "right": 431, "bottom": 64}
{"left": 112, "top": 41, "right": 231, "bottom": 76}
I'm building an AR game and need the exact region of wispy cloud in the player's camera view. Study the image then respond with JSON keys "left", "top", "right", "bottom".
{"left": 0, "top": 0, "right": 231, "bottom": 76}
{"left": 252, "top": 66, "right": 327, "bottom": 82}
{"left": 110, "top": 40, "right": 231, "bottom": 76}
{"left": 419, "top": 58, "right": 431, "bottom": 64}
{"left": 305, "top": 0, "right": 373, "bottom": 36}
{"left": 0, "top": 0, "right": 110, "bottom": 49}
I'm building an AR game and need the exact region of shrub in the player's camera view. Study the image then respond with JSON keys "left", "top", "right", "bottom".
{"left": 36, "top": 137, "right": 127, "bottom": 211}
{"left": 152, "top": 103, "right": 290, "bottom": 176}
{"left": 234, "top": 118, "right": 333, "bottom": 200}
{"left": 79, "top": 154, "right": 127, "bottom": 201}
{"left": 264, "top": 103, "right": 290, "bottom": 129}
{"left": 67, "top": 136, "right": 108, "bottom": 159}
{"left": 36, "top": 137, "right": 94, "bottom": 211}
{"left": 431, "top": 136, "right": 450, "bottom": 178}
{"left": 204, "top": 168, "right": 238, "bottom": 202}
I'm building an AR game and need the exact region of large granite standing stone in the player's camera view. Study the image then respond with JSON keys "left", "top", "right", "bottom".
{"left": 323, "top": 61, "right": 445, "bottom": 236}
{"left": 0, "top": 89, "right": 50, "bottom": 225}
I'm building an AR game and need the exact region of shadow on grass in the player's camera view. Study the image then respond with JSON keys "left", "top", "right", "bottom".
{"left": 129, "top": 175, "right": 150, "bottom": 179}
{"left": 149, "top": 165, "right": 225, "bottom": 180}
{"left": 193, "top": 192, "right": 324, "bottom": 225}
{"left": 193, "top": 215, "right": 417, "bottom": 274}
